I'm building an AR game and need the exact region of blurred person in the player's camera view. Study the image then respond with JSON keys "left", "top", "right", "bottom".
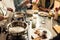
{"left": 2, "top": 0, "right": 15, "bottom": 11}
{"left": 27, "top": 0, "right": 32, "bottom": 9}
{"left": 0, "top": 0, "right": 14, "bottom": 33}
{"left": 14, "top": 0, "right": 32, "bottom": 12}
{"left": 38, "top": 0, "right": 55, "bottom": 12}
{"left": 0, "top": 0, "right": 14, "bottom": 20}
{"left": 53, "top": 1, "right": 60, "bottom": 24}
{"left": 0, "top": 0, "right": 6, "bottom": 17}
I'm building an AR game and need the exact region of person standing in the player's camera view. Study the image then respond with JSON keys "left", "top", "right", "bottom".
{"left": 0, "top": 0, "right": 14, "bottom": 33}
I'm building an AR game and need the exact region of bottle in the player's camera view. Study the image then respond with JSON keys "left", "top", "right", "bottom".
{"left": 54, "top": 7, "right": 59, "bottom": 20}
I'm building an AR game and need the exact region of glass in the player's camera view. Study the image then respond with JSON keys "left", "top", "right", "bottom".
{"left": 55, "top": 7, "right": 59, "bottom": 12}
{"left": 32, "top": 14, "right": 37, "bottom": 28}
{"left": 41, "top": 17, "right": 46, "bottom": 24}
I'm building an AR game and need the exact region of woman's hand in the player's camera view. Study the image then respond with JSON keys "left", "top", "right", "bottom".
{"left": 0, "top": 15, "right": 4, "bottom": 21}
{"left": 39, "top": 7, "right": 51, "bottom": 12}
{"left": 44, "top": 8, "right": 50, "bottom": 12}
{"left": 7, "top": 8, "right": 13, "bottom": 12}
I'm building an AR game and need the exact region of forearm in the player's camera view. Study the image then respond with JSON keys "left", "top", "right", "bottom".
{"left": 39, "top": 7, "right": 50, "bottom": 12}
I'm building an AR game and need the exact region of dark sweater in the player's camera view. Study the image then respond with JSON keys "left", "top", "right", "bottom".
{"left": 45, "top": 0, "right": 54, "bottom": 9}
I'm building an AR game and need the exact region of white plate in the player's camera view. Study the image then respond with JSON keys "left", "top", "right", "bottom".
{"left": 9, "top": 27, "right": 25, "bottom": 33}
{"left": 26, "top": 10, "right": 38, "bottom": 14}
{"left": 38, "top": 12, "right": 49, "bottom": 16}
{"left": 31, "top": 27, "right": 52, "bottom": 40}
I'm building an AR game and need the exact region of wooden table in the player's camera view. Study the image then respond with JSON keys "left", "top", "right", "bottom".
{"left": 53, "top": 25, "right": 60, "bottom": 34}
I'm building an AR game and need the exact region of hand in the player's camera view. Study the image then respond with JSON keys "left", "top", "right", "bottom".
{"left": 44, "top": 8, "right": 50, "bottom": 12}
{"left": 39, "top": 7, "right": 51, "bottom": 12}
{"left": 7, "top": 8, "right": 13, "bottom": 12}
{"left": 26, "top": 3, "right": 32, "bottom": 8}
{"left": 0, "top": 15, "right": 4, "bottom": 21}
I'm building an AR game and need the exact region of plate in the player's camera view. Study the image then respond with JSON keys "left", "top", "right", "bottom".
{"left": 38, "top": 12, "right": 49, "bottom": 17}
{"left": 31, "top": 27, "right": 52, "bottom": 40}
{"left": 9, "top": 27, "right": 25, "bottom": 33}
{"left": 26, "top": 10, "right": 38, "bottom": 14}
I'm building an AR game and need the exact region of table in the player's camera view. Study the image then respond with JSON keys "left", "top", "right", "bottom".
{"left": 53, "top": 25, "right": 60, "bottom": 34}
{"left": 26, "top": 10, "right": 57, "bottom": 40}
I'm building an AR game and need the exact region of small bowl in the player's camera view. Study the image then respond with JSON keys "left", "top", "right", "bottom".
{"left": 14, "top": 12, "right": 24, "bottom": 18}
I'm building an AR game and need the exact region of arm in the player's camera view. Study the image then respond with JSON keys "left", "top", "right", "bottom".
{"left": 0, "top": 15, "right": 4, "bottom": 21}
{"left": 39, "top": 6, "right": 50, "bottom": 12}
{"left": 4, "top": 8, "right": 13, "bottom": 19}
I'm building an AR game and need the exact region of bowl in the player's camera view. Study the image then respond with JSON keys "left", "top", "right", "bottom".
{"left": 14, "top": 12, "right": 24, "bottom": 18}
{"left": 7, "top": 21, "right": 28, "bottom": 33}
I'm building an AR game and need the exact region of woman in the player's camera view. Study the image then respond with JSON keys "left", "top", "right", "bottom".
{"left": 0, "top": 0, "right": 14, "bottom": 33}
{"left": 38, "top": 0, "right": 55, "bottom": 12}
